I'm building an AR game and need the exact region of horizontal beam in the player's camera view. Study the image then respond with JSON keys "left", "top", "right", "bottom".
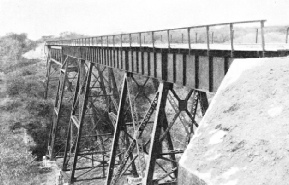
{"left": 52, "top": 45, "right": 283, "bottom": 92}
{"left": 50, "top": 58, "right": 62, "bottom": 66}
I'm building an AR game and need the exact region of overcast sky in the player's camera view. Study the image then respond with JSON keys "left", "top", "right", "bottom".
{"left": 0, "top": 0, "right": 288, "bottom": 40}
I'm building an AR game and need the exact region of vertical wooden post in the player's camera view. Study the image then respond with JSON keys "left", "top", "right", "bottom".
{"left": 195, "top": 32, "right": 198, "bottom": 43}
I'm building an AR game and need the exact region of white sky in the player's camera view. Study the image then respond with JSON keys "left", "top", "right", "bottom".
{"left": 0, "top": 0, "right": 288, "bottom": 40}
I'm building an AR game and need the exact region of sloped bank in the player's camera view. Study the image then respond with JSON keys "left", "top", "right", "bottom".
{"left": 178, "top": 57, "right": 289, "bottom": 185}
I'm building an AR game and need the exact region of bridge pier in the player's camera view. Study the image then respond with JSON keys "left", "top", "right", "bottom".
{"left": 61, "top": 61, "right": 121, "bottom": 183}
{"left": 105, "top": 71, "right": 208, "bottom": 185}
{"left": 47, "top": 50, "right": 79, "bottom": 160}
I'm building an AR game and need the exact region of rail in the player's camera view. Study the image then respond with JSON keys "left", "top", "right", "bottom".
{"left": 46, "top": 20, "right": 267, "bottom": 55}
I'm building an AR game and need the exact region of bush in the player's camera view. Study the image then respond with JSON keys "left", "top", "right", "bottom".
{"left": 25, "top": 98, "right": 52, "bottom": 117}
{"left": 21, "top": 67, "right": 36, "bottom": 76}
{"left": 6, "top": 76, "right": 44, "bottom": 98}
{"left": 6, "top": 77, "right": 26, "bottom": 96}
{"left": 26, "top": 122, "right": 50, "bottom": 160}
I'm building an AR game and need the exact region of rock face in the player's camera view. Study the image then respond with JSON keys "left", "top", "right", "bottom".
{"left": 178, "top": 57, "right": 289, "bottom": 185}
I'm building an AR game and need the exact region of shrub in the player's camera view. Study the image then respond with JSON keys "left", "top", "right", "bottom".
{"left": 25, "top": 98, "right": 52, "bottom": 117}
{"left": 26, "top": 122, "right": 50, "bottom": 160}
{"left": 21, "top": 67, "right": 36, "bottom": 76}
{"left": 6, "top": 76, "right": 45, "bottom": 98}
{"left": 24, "top": 79, "right": 45, "bottom": 97}
{"left": 6, "top": 77, "right": 26, "bottom": 96}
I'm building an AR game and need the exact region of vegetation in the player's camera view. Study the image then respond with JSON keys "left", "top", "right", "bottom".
{"left": 0, "top": 33, "right": 53, "bottom": 184}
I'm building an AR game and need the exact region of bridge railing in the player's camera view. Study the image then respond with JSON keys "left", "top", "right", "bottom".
{"left": 46, "top": 20, "right": 266, "bottom": 54}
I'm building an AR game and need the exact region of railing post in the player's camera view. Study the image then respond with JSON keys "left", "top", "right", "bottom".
{"left": 129, "top": 34, "right": 132, "bottom": 47}
{"left": 167, "top": 30, "right": 170, "bottom": 49}
{"left": 230, "top": 23, "right": 234, "bottom": 58}
{"left": 113, "top": 35, "right": 115, "bottom": 47}
{"left": 139, "top": 33, "right": 142, "bottom": 47}
{"left": 256, "top": 28, "right": 259, "bottom": 43}
{"left": 101, "top": 36, "right": 103, "bottom": 47}
{"left": 260, "top": 20, "right": 265, "bottom": 57}
{"left": 206, "top": 26, "right": 210, "bottom": 56}
{"left": 151, "top": 31, "right": 155, "bottom": 50}
{"left": 187, "top": 28, "right": 191, "bottom": 54}
{"left": 195, "top": 32, "right": 198, "bottom": 43}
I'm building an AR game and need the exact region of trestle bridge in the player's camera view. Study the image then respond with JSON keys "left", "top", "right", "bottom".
{"left": 45, "top": 20, "right": 289, "bottom": 185}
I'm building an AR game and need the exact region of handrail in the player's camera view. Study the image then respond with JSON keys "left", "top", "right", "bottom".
{"left": 46, "top": 20, "right": 265, "bottom": 43}
{"left": 45, "top": 19, "right": 267, "bottom": 56}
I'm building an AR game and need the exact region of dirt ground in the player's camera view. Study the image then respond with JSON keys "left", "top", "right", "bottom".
{"left": 179, "top": 57, "right": 289, "bottom": 185}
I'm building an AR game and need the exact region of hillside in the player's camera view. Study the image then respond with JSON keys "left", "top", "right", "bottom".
{"left": 0, "top": 34, "right": 54, "bottom": 185}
